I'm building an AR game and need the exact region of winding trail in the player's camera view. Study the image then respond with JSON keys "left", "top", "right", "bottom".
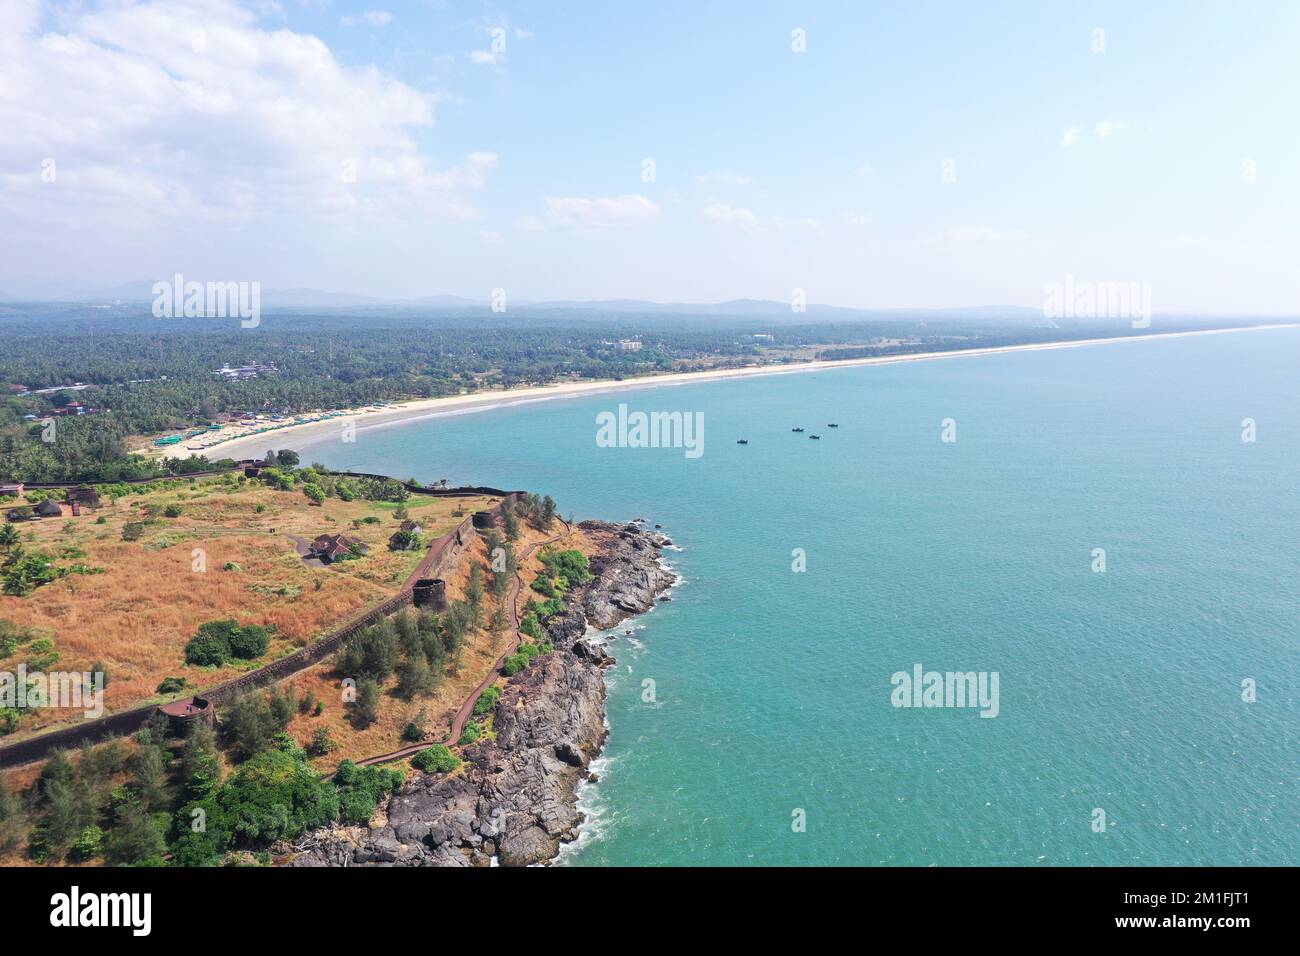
{"left": 345, "top": 518, "right": 574, "bottom": 771}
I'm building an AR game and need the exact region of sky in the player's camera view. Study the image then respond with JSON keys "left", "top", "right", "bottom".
{"left": 1, "top": 0, "right": 1298, "bottom": 312}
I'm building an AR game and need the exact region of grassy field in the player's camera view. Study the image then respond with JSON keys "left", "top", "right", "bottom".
{"left": 0, "top": 478, "right": 499, "bottom": 737}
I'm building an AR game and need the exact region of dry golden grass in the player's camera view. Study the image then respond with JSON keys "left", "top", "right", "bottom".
{"left": 0, "top": 479, "right": 498, "bottom": 736}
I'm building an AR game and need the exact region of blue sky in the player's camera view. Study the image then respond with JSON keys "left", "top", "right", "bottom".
{"left": 1, "top": 0, "right": 1297, "bottom": 312}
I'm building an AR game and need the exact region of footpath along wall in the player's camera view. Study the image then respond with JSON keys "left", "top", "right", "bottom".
{"left": 0, "top": 488, "right": 521, "bottom": 769}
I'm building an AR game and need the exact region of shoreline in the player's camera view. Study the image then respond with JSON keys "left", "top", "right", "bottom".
{"left": 199, "top": 323, "right": 1299, "bottom": 461}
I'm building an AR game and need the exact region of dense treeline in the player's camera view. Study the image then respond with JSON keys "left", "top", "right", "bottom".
{"left": 0, "top": 306, "right": 1254, "bottom": 482}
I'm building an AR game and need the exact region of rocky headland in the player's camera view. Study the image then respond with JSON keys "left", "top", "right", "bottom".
{"left": 288, "top": 520, "right": 675, "bottom": 867}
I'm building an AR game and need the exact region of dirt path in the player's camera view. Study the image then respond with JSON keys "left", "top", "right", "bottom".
{"left": 346, "top": 519, "right": 573, "bottom": 771}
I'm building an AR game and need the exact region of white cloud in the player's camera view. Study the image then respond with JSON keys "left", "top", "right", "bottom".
{"left": 1060, "top": 126, "right": 1081, "bottom": 148}
{"left": 479, "top": 230, "right": 504, "bottom": 245}
{"left": 771, "top": 215, "right": 818, "bottom": 231}
{"left": 843, "top": 212, "right": 874, "bottom": 226}
{"left": 702, "top": 202, "right": 759, "bottom": 229}
{"left": 852, "top": 162, "right": 875, "bottom": 178}
{"left": 515, "top": 215, "right": 546, "bottom": 233}
{"left": 696, "top": 170, "right": 753, "bottom": 186}
{"left": 514, "top": 28, "right": 534, "bottom": 39}
{"left": 0, "top": 0, "right": 493, "bottom": 236}
{"left": 938, "top": 225, "right": 1028, "bottom": 243}
{"left": 544, "top": 195, "right": 661, "bottom": 228}
{"left": 340, "top": 10, "right": 393, "bottom": 27}
{"left": 1095, "top": 118, "right": 1122, "bottom": 138}
{"left": 468, "top": 50, "right": 503, "bottom": 66}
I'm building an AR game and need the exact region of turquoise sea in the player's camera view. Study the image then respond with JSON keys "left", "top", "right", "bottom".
{"left": 296, "top": 328, "right": 1298, "bottom": 866}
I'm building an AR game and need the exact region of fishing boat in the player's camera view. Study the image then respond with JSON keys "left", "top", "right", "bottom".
{"left": 827, "top": 423, "right": 839, "bottom": 428}
{"left": 809, "top": 434, "right": 821, "bottom": 440}
{"left": 736, "top": 439, "right": 749, "bottom": 445}
{"left": 792, "top": 427, "right": 805, "bottom": 433}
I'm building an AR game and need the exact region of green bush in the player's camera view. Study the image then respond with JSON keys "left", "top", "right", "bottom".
{"left": 540, "top": 548, "right": 592, "bottom": 585}
{"left": 411, "top": 745, "right": 460, "bottom": 774}
{"left": 69, "top": 824, "right": 103, "bottom": 861}
{"left": 333, "top": 760, "right": 402, "bottom": 824}
{"left": 228, "top": 624, "right": 272, "bottom": 660}
{"left": 308, "top": 726, "right": 336, "bottom": 757}
{"left": 162, "top": 504, "right": 182, "bottom": 518}
{"left": 502, "top": 652, "right": 529, "bottom": 676}
{"left": 156, "top": 676, "right": 188, "bottom": 695}
{"left": 472, "top": 685, "right": 501, "bottom": 716}
{"left": 184, "top": 619, "right": 239, "bottom": 666}
{"left": 185, "top": 620, "right": 271, "bottom": 666}
{"left": 458, "top": 721, "right": 483, "bottom": 746}
{"left": 402, "top": 708, "right": 429, "bottom": 742}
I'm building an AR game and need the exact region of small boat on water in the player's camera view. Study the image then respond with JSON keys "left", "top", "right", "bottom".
{"left": 809, "top": 434, "right": 821, "bottom": 440}
{"left": 792, "top": 427, "right": 805, "bottom": 433}
{"left": 736, "top": 439, "right": 749, "bottom": 445}
{"left": 827, "top": 423, "right": 839, "bottom": 428}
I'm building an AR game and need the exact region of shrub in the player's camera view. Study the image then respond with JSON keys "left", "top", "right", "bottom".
{"left": 411, "top": 745, "right": 460, "bottom": 774}
{"left": 228, "top": 624, "right": 272, "bottom": 660}
{"left": 402, "top": 708, "right": 429, "bottom": 742}
{"left": 472, "top": 685, "right": 501, "bottom": 716}
{"left": 156, "top": 676, "right": 188, "bottom": 695}
{"left": 458, "top": 721, "right": 483, "bottom": 746}
{"left": 162, "top": 504, "right": 182, "bottom": 518}
{"left": 308, "top": 727, "right": 336, "bottom": 757}
{"left": 185, "top": 620, "right": 270, "bottom": 666}
{"left": 502, "top": 652, "right": 529, "bottom": 676}
{"left": 388, "top": 528, "right": 422, "bottom": 551}
{"left": 121, "top": 522, "right": 145, "bottom": 542}
{"left": 333, "top": 760, "right": 403, "bottom": 825}
{"left": 541, "top": 548, "right": 592, "bottom": 585}
{"left": 184, "top": 619, "right": 240, "bottom": 666}
{"left": 69, "top": 824, "right": 103, "bottom": 861}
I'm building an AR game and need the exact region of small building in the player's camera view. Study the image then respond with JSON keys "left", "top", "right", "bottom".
{"left": 309, "top": 533, "right": 368, "bottom": 563}
{"left": 33, "top": 499, "right": 63, "bottom": 518}
{"left": 616, "top": 339, "right": 643, "bottom": 351}
{"left": 66, "top": 485, "right": 101, "bottom": 509}
{"left": 0, "top": 482, "right": 24, "bottom": 497}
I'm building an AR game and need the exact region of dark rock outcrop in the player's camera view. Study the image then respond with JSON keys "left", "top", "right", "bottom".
{"left": 287, "top": 520, "right": 675, "bottom": 867}
{"left": 577, "top": 520, "right": 676, "bottom": 630}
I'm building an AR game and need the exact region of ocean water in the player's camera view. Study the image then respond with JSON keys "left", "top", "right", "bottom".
{"left": 295, "top": 329, "right": 1299, "bottom": 866}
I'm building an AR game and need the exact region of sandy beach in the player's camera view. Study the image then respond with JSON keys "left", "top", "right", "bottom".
{"left": 200, "top": 323, "right": 1298, "bottom": 461}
